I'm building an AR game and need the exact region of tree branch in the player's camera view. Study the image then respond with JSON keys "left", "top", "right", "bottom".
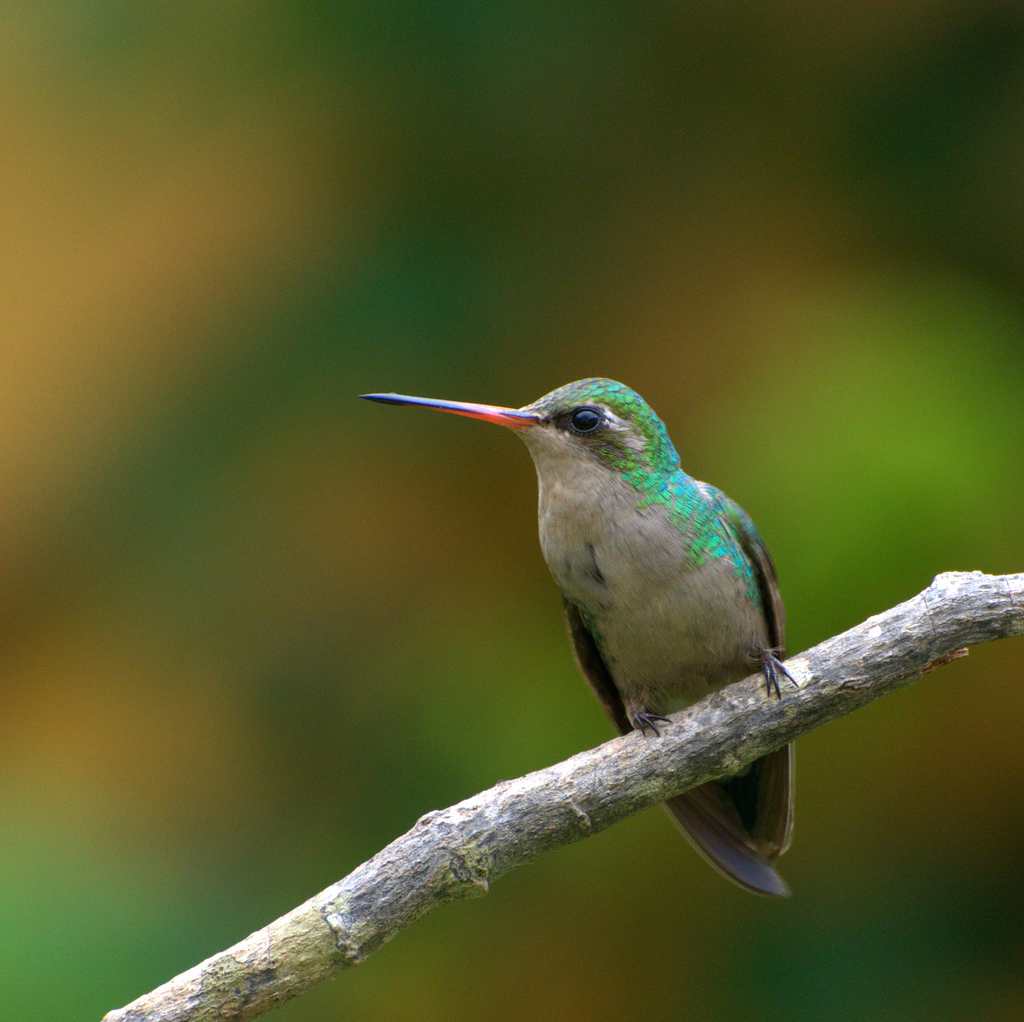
{"left": 104, "top": 571, "right": 1024, "bottom": 1022}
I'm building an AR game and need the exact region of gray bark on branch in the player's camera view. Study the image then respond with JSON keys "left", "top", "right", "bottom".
{"left": 104, "top": 571, "right": 1024, "bottom": 1022}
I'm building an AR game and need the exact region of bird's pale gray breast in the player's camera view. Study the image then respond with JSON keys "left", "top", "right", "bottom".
{"left": 534, "top": 459, "right": 766, "bottom": 709}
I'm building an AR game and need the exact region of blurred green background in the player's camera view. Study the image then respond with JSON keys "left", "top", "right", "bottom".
{"left": 2, "top": 3, "right": 1023, "bottom": 1020}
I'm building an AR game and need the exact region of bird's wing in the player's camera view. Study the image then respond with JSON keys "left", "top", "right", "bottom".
{"left": 563, "top": 599, "right": 630, "bottom": 734}
{"left": 717, "top": 494, "right": 786, "bottom": 652}
{"left": 562, "top": 596, "right": 792, "bottom": 896}
{"left": 716, "top": 492, "right": 794, "bottom": 857}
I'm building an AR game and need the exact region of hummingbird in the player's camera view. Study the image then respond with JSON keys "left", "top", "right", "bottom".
{"left": 361, "top": 378, "right": 795, "bottom": 896}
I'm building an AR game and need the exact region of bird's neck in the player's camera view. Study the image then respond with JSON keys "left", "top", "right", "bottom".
{"left": 533, "top": 454, "right": 706, "bottom": 604}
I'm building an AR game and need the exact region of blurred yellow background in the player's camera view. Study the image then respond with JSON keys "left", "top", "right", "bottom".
{"left": 2, "top": 4, "right": 1023, "bottom": 1020}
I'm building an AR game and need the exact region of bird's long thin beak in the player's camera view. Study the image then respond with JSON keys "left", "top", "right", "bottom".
{"left": 360, "top": 392, "right": 539, "bottom": 430}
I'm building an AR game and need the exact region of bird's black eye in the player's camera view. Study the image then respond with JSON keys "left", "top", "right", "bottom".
{"left": 570, "top": 407, "right": 603, "bottom": 433}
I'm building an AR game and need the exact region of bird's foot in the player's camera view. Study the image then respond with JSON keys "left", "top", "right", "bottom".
{"left": 759, "top": 646, "right": 797, "bottom": 699}
{"left": 632, "top": 711, "right": 672, "bottom": 737}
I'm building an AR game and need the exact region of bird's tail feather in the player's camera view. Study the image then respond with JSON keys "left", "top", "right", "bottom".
{"left": 664, "top": 744, "right": 793, "bottom": 897}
